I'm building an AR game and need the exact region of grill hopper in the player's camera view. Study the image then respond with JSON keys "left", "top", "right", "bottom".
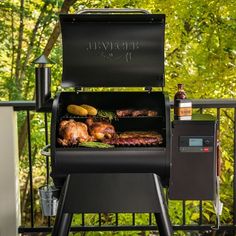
{"left": 51, "top": 92, "right": 171, "bottom": 187}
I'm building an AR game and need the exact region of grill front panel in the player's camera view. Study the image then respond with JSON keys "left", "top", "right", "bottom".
{"left": 51, "top": 91, "right": 171, "bottom": 187}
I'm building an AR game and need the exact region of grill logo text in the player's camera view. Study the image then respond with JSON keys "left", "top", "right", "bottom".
{"left": 86, "top": 41, "right": 140, "bottom": 62}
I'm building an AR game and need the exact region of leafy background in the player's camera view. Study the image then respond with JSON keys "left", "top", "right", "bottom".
{"left": 0, "top": 0, "right": 236, "bottom": 235}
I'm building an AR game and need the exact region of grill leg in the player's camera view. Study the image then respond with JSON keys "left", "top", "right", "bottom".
{"left": 55, "top": 213, "right": 73, "bottom": 236}
{"left": 153, "top": 175, "right": 173, "bottom": 236}
{"left": 52, "top": 175, "right": 73, "bottom": 236}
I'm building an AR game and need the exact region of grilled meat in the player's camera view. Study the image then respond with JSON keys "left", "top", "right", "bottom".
{"left": 58, "top": 119, "right": 91, "bottom": 146}
{"left": 86, "top": 117, "right": 116, "bottom": 141}
{"left": 103, "top": 131, "right": 163, "bottom": 146}
{"left": 147, "top": 110, "right": 158, "bottom": 117}
{"left": 116, "top": 109, "right": 157, "bottom": 117}
{"left": 132, "top": 109, "right": 158, "bottom": 117}
{"left": 116, "top": 109, "right": 133, "bottom": 117}
{"left": 119, "top": 131, "right": 162, "bottom": 139}
{"left": 131, "top": 109, "right": 148, "bottom": 117}
{"left": 103, "top": 137, "right": 162, "bottom": 146}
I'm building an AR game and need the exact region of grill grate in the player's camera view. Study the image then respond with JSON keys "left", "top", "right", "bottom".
{"left": 60, "top": 113, "right": 163, "bottom": 121}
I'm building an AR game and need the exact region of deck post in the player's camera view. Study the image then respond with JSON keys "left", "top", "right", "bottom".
{"left": 0, "top": 107, "right": 20, "bottom": 236}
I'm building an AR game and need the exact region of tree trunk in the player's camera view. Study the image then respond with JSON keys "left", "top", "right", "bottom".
{"left": 10, "top": 2, "right": 15, "bottom": 89}
{"left": 23, "top": 16, "right": 52, "bottom": 99}
{"left": 15, "top": 0, "right": 24, "bottom": 95}
{"left": 43, "top": 0, "right": 77, "bottom": 57}
{"left": 19, "top": 2, "right": 50, "bottom": 87}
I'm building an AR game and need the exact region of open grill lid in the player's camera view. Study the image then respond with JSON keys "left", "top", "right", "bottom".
{"left": 60, "top": 13, "right": 165, "bottom": 88}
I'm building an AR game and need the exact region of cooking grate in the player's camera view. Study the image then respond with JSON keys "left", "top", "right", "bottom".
{"left": 60, "top": 113, "right": 163, "bottom": 121}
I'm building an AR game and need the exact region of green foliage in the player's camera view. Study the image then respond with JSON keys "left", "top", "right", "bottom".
{"left": 0, "top": 0, "right": 236, "bottom": 235}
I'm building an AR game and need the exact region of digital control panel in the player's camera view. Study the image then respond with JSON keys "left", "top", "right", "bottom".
{"left": 179, "top": 136, "right": 214, "bottom": 152}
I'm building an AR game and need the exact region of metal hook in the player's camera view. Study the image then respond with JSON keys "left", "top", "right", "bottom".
{"left": 41, "top": 144, "right": 51, "bottom": 157}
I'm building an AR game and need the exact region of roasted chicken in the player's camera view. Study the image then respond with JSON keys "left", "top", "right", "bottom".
{"left": 58, "top": 119, "right": 91, "bottom": 146}
{"left": 86, "top": 117, "right": 116, "bottom": 141}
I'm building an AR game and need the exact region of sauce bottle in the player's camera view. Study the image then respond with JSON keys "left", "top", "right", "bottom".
{"left": 174, "top": 84, "right": 187, "bottom": 101}
{"left": 174, "top": 84, "right": 192, "bottom": 120}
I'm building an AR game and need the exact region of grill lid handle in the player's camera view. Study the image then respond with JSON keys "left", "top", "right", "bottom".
{"left": 77, "top": 8, "right": 150, "bottom": 15}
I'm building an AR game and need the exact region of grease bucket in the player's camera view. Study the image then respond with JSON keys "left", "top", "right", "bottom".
{"left": 39, "top": 185, "right": 59, "bottom": 216}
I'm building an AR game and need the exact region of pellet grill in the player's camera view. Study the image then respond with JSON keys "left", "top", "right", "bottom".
{"left": 37, "top": 9, "right": 219, "bottom": 236}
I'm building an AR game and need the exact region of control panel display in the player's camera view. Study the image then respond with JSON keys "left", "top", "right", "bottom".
{"left": 179, "top": 136, "right": 214, "bottom": 153}
{"left": 189, "top": 138, "right": 203, "bottom": 147}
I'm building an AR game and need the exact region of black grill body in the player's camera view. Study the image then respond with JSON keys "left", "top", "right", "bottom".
{"left": 36, "top": 10, "right": 218, "bottom": 236}
{"left": 51, "top": 91, "right": 171, "bottom": 187}
{"left": 46, "top": 12, "right": 217, "bottom": 201}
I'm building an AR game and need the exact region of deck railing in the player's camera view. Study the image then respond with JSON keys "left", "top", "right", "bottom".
{"left": 0, "top": 99, "right": 236, "bottom": 235}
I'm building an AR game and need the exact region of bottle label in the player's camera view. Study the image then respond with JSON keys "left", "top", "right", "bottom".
{"left": 175, "top": 107, "right": 192, "bottom": 117}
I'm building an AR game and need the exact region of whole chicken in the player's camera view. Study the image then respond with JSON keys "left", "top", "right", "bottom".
{"left": 86, "top": 117, "right": 116, "bottom": 141}
{"left": 58, "top": 119, "right": 91, "bottom": 146}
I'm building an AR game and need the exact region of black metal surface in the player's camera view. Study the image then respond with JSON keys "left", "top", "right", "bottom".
{"left": 44, "top": 113, "right": 51, "bottom": 227}
{"left": 99, "top": 213, "right": 102, "bottom": 226}
{"left": 52, "top": 173, "right": 172, "bottom": 236}
{"left": 53, "top": 148, "right": 167, "bottom": 173}
{"left": 55, "top": 213, "right": 73, "bottom": 236}
{"left": 52, "top": 176, "right": 72, "bottom": 236}
{"left": 132, "top": 213, "right": 135, "bottom": 225}
{"left": 60, "top": 14, "right": 165, "bottom": 88}
{"left": 33, "top": 54, "right": 54, "bottom": 64}
{"left": 170, "top": 114, "right": 217, "bottom": 200}
{"left": 44, "top": 113, "right": 50, "bottom": 190}
{"left": 182, "top": 201, "right": 186, "bottom": 225}
{"left": 234, "top": 108, "right": 236, "bottom": 225}
{"left": 65, "top": 174, "right": 162, "bottom": 213}
{"left": 35, "top": 67, "right": 53, "bottom": 112}
{"left": 0, "top": 101, "right": 36, "bottom": 110}
{"left": 1, "top": 98, "right": 236, "bottom": 111}
{"left": 17, "top": 224, "right": 236, "bottom": 233}
{"left": 50, "top": 91, "right": 170, "bottom": 187}
{"left": 78, "top": 8, "right": 150, "bottom": 14}
{"left": 190, "top": 99, "right": 236, "bottom": 108}
{"left": 27, "top": 111, "right": 34, "bottom": 227}
{"left": 115, "top": 213, "right": 118, "bottom": 225}
{"left": 153, "top": 175, "right": 173, "bottom": 236}
{"left": 149, "top": 213, "right": 152, "bottom": 225}
{"left": 199, "top": 200, "right": 203, "bottom": 225}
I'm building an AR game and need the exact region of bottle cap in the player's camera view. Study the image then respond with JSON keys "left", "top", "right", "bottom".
{"left": 178, "top": 84, "right": 184, "bottom": 89}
